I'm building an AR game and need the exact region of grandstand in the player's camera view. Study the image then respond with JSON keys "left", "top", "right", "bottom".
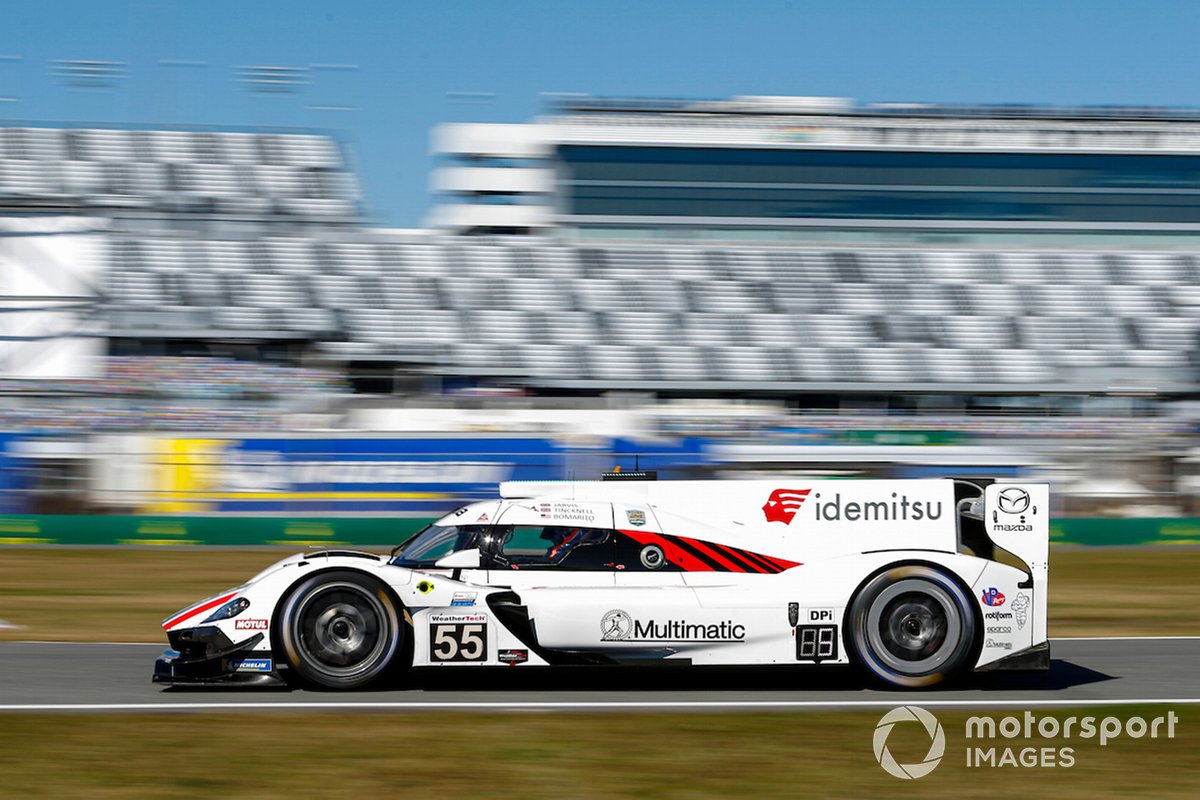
{"left": 2, "top": 105, "right": 1199, "bottom": 401}
{"left": 99, "top": 234, "right": 1200, "bottom": 393}
{"left": 0, "top": 125, "right": 361, "bottom": 219}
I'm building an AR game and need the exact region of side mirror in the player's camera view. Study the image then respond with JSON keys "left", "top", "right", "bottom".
{"left": 434, "top": 548, "right": 481, "bottom": 569}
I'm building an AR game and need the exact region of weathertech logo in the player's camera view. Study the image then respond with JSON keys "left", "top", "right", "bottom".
{"left": 763, "top": 489, "right": 811, "bottom": 525}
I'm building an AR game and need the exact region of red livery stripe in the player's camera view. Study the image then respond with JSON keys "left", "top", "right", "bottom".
{"left": 705, "top": 541, "right": 771, "bottom": 574}
{"left": 682, "top": 538, "right": 756, "bottom": 572}
{"left": 761, "top": 553, "right": 802, "bottom": 572}
{"left": 162, "top": 591, "right": 238, "bottom": 631}
{"left": 621, "top": 530, "right": 714, "bottom": 571}
{"left": 617, "top": 529, "right": 800, "bottom": 574}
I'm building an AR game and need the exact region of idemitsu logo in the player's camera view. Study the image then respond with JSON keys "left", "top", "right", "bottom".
{"left": 762, "top": 489, "right": 811, "bottom": 524}
{"left": 812, "top": 492, "right": 943, "bottom": 523}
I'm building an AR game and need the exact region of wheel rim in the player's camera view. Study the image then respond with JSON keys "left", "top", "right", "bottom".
{"left": 865, "top": 579, "right": 963, "bottom": 674}
{"left": 292, "top": 582, "right": 390, "bottom": 679}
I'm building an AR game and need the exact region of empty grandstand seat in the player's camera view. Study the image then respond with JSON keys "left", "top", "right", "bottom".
{"left": 747, "top": 315, "right": 797, "bottom": 347}
{"left": 585, "top": 344, "right": 644, "bottom": 381}
{"left": 653, "top": 345, "right": 709, "bottom": 381}
{"left": 380, "top": 273, "right": 435, "bottom": 311}
{"left": 311, "top": 273, "right": 366, "bottom": 309}
{"left": 683, "top": 314, "right": 733, "bottom": 348}
{"left": 517, "top": 344, "right": 583, "bottom": 379}
{"left": 715, "top": 346, "right": 776, "bottom": 382}
{"left": 237, "top": 273, "right": 310, "bottom": 308}
{"left": 857, "top": 348, "right": 912, "bottom": 383}
{"left": 88, "top": 234, "right": 1200, "bottom": 389}
{"left": 473, "top": 310, "right": 530, "bottom": 344}
{"left": 212, "top": 306, "right": 269, "bottom": 330}
{"left": 2, "top": 125, "right": 357, "bottom": 218}
{"left": 544, "top": 312, "right": 601, "bottom": 345}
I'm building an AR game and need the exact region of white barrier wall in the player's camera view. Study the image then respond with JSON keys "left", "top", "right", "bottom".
{"left": 0, "top": 217, "right": 105, "bottom": 378}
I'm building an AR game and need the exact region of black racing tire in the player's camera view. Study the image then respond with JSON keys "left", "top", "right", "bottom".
{"left": 278, "top": 570, "right": 403, "bottom": 690}
{"left": 847, "top": 564, "right": 977, "bottom": 689}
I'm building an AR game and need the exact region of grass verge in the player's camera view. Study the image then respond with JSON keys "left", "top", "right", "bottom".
{"left": 0, "top": 707, "right": 1195, "bottom": 798}
{"left": 0, "top": 547, "right": 1197, "bottom": 641}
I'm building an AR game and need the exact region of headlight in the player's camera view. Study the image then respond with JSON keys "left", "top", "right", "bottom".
{"left": 203, "top": 596, "right": 250, "bottom": 623}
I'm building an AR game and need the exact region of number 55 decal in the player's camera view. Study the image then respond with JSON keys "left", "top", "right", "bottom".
{"left": 430, "top": 623, "right": 488, "bottom": 662}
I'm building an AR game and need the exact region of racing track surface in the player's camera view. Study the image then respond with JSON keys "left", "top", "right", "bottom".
{"left": 0, "top": 637, "right": 1198, "bottom": 712}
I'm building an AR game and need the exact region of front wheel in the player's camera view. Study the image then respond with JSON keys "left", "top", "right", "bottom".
{"left": 848, "top": 564, "right": 977, "bottom": 689}
{"left": 278, "top": 570, "right": 403, "bottom": 690}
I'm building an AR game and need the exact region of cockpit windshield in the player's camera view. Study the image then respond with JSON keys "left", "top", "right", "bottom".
{"left": 390, "top": 525, "right": 484, "bottom": 567}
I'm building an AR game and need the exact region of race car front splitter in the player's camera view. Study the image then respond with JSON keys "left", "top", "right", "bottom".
{"left": 153, "top": 625, "right": 285, "bottom": 687}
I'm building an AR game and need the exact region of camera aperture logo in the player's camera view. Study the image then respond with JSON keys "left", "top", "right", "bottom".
{"left": 874, "top": 707, "right": 1181, "bottom": 778}
{"left": 873, "top": 706, "right": 945, "bottom": 779}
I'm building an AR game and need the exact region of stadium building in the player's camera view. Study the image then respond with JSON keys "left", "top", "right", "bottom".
{"left": 430, "top": 95, "right": 1200, "bottom": 244}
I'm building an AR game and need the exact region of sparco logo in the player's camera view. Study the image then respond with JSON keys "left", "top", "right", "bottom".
{"left": 762, "top": 488, "right": 811, "bottom": 524}
{"left": 600, "top": 609, "right": 746, "bottom": 642}
{"left": 874, "top": 706, "right": 945, "bottom": 780}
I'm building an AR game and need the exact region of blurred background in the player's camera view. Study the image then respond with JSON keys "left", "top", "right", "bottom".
{"left": 2, "top": 1, "right": 1200, "bottom": 547}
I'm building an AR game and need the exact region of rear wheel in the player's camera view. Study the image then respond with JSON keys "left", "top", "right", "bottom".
{"left": 278, "top": 570, "right": 403, "bottom": 690}
{"left": 848, "top": 564, "right": 976, "bottom": 689}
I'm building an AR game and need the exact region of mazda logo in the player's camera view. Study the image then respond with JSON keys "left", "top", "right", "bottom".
{"left": 996, "top": 487, "right": 1030, "bottom": 515}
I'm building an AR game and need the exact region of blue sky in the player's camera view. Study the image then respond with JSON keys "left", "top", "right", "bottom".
{"left": 4, "top": 0, "right": 1200, "bottom": 226}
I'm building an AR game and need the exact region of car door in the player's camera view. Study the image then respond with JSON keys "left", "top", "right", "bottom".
{"left": 482, "top": 500, "right": 617, "bottom": 589}
{"left": 511, "top": 502, "right": 711, "bottom": 658}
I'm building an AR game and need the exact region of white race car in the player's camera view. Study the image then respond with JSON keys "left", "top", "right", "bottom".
{"left": 154, "top": 476, "right": 1049, "bottom": 690}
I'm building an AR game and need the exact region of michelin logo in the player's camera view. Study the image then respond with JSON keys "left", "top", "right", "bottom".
{"left": 1011, "top": 592, "right": 1031, "bottom": 629}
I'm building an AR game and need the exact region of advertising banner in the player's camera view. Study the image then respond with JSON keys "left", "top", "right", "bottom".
{"left": 146, "top": 436, "right": 567, "bottom": 515}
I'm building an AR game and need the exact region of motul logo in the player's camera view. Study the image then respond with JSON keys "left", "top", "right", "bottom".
{"left": 234, "top": 618, "right": 269, "bottom": 630}
{"left": 762, "top": 489, "right": 811, "bottom": 525}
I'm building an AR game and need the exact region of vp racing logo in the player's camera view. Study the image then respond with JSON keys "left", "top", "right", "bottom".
{"left": 762, "top": 488, "right": 811, "bottom": 525}
{"left": 874, "top": 706, "right": 945, "bottom": 780}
